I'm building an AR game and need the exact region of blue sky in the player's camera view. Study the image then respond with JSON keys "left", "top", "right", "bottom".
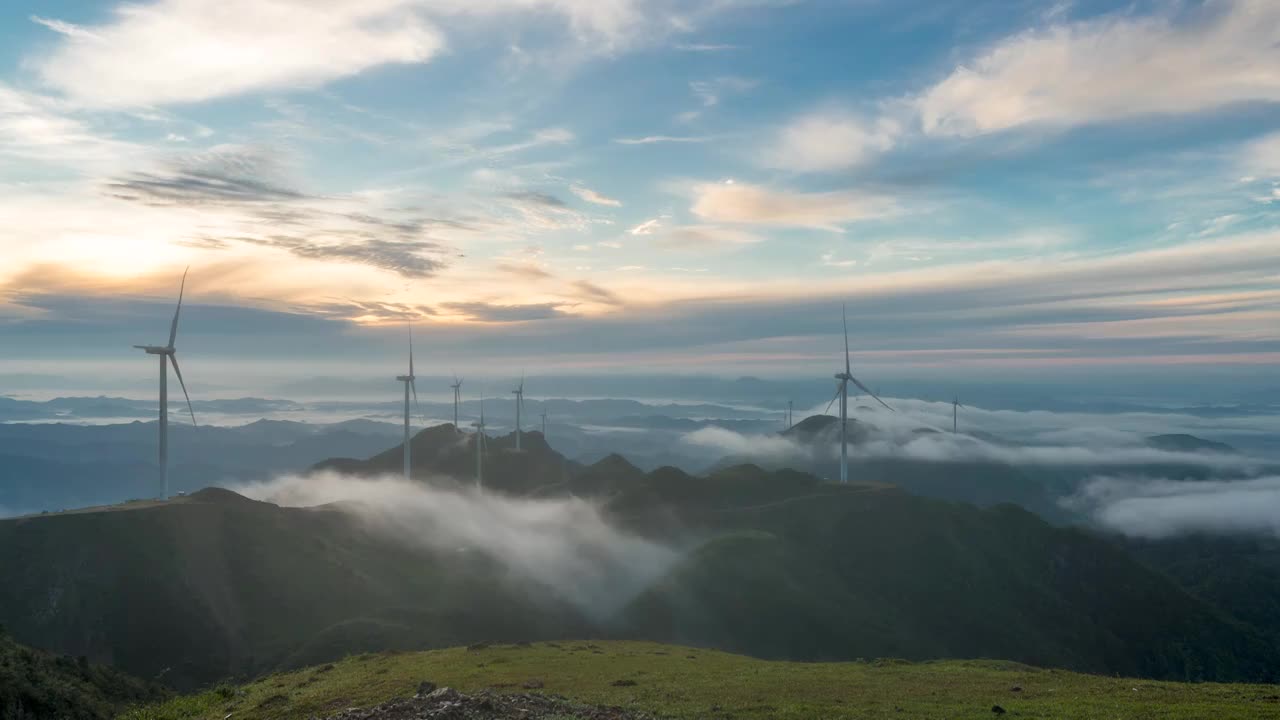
{"left": 0, "top": 0, "right": 1278, "bottom": 389}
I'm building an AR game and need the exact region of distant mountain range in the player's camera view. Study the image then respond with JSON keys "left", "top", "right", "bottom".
{"left": 1, "top": 423, "right": 1278, "bottom": 691}
{"left": 0, "top": 419, "right": 403, "bottom": 513}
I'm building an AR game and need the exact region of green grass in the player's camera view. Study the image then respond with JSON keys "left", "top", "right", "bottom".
{"left": 121, "top": 640, "right": 1280, "bottom": 720}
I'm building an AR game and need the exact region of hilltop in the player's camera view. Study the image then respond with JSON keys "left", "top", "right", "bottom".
{"left": 124, "top": 641, "right": 1280, "bottom": 720}
{"left": 0, "top": 629, "right": 166, "bottom": 719}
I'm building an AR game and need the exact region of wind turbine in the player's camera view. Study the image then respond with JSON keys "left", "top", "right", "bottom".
{"left": 824, "top": 304, "right": 893, "bottom": 483}
{"left": 511, "top": 374, "right": 525, "bottom": 450}
{"left": 133, "top": 267, "right": 197, "bottom": 501}
{"left": 471, "top": 397, "right": 487, "bottom": 489}
{"left": 953, "top": 396, "right": 964, "bottom": 434}
{"left": 540, "top": 408, "right": 548, "bottom": 436}
{"left": 395, "top": 322, "right": 419, "bottom": 480}
{"left": 450, "top": 373, "right": 463, "bottom": 432}
{"left": 787, "top": 400, "right": 794, "bottom": 430}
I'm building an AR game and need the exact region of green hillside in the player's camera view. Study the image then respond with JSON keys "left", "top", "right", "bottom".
{"left": 0, "top": 629, "right": 166, "bottom": 719}
{"left": 124, "top": 640, "right": 1280, "bottom": 720}
{"left": 3, "top": 425, "right": 1277, "bottom": 693}
{"left": 0, "top": 487, "right": 587, "bottom": 690}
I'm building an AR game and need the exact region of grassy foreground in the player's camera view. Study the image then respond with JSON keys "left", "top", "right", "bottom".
{"left": 122, "top": 640, "right": 1280, "bottom": 720}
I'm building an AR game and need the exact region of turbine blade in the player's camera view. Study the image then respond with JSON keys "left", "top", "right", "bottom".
{"left": 842, "top": 303, "right": 851, "bottom": 375}
{"left": 167, "top": 266, "right": 189, "bottom": 349}
{"left": 408, "top": 321, "right": 414, "bottom": 377}
{"left": 169, "top": 354, "right": 197, "bottom": 426}
{"left": 824, "top": 383, "right": 842, "bottom": 414}
{"left": 849, "top": 376, "right": 894, "bottom": 411}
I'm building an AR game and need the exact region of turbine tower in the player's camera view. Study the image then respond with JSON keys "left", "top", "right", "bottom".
{"left": 511, "top": 374, "right": 525, "bottom": 450}
{"left": 824, "top": 304, "right": 893, "bottom": 483}
{"left": 132, "top": 267, "right": 197, "bottom": 500}
{"left": 450, "top": 374, "right": 463, "bottom": 432}
{"left": 953, "top": 396, "right": 964, "bottom": 434}
{"left": 471, "top": 398, "right": 487, "bottom": 488}
{"left": 395, "top": 323, "right": 419, "bottom": 480}
{"left": 540, "top": 408, "right": 548, "bottom": 436}
{"left": 787, "top": 400, "right": 794, "bottom": 430}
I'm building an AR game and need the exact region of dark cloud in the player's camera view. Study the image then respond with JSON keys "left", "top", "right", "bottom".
{"left": 441, "top": 302, "right": 567, "bottom": 322}
{"left": 104, "top": 146, "right": 453, "bottom": 278}
{"left": 243, "top": 236, "right": 447, "bottom": 278}
{"left": 310, "top": 299, "right": 437, "bottom": 321}
{"left": 504, "top": 191, "right": 567, "bottom": 208}
{"left": 105, "top": 145, "right": 303, "bottom": 206}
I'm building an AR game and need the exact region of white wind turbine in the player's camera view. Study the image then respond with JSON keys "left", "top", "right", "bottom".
{"left": 511, "top": 374, "right": 525, "bottom": 450}
{"left": 395, "top": 322, "right": 420, "bottom": 480}
{"left": 471, "top": 396, "right": 487, "bottom": 488}
{"left": 450, "top": 373, "right": 463, "bottom": 432}
{"left": 825, "top": 304, "right": 893, "bottom": 483}
{"left": 952, "top": 396, "right": 964, "bottom": 434}
{"left": 133, "top": 268, "right": 197, "bottom": 501}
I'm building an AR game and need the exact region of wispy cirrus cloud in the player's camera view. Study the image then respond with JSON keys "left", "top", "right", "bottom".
{"left": 689, "top": 180, "right": 896, "bottom": 231}
{"left": 571, "top": 184, "right": 621, "bottom": 207}
{"left": 614, "top": 135, "right": 710, "bottom": 145}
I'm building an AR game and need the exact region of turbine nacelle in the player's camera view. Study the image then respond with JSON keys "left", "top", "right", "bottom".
{"left": 135, "top": 345, "right": 174, "bottom": 355}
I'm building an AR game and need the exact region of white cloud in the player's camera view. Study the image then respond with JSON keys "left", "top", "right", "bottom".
{"left": 236, "top": 471, "right": 678, "bottom": 616}
{"left": 1239, "top": 131, "right": 1280, "bottom": 178}
{"left": 628, "top": 217, "right": 663, "bottom": 235}
{"left": 916, "top": 0, "right": 1280, "bottom": 136}
{"left": 31, "top": 1, "right": 446, "bottom": 107}
{"left": 1068, "top": 475, "right": 1280, "bottom": 539}
{"left": 690, "top": 181, "right": 895, "bottom": 231}
{"left": 762, "top": 109, "right": 901, "bottom": 172}
{"left": 27, "top": 0, "right": 745, "bottom": 108}
{"left": 571, "top": 184, "right": 621, "bottom": 207}
{"left": 614, "top": 135, "right": 709, "bottom": 145}
{"left": 30, "top": 15, "right": 102, "bottom": 41}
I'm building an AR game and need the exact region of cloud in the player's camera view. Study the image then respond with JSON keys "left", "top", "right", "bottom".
{"left": 251, "top": 237, "right": 448, "bottom": 278}
{"left": 31, "top": 1, "right": 445, "bottom": 107}
{"left": 820, "top": 252, "right": 856, "bottom": 268}
{"left": 106, "top": 144, "right": 303, "bottom": 205}
{"left": 762, "top": 109, "right": 902, "bottom": 172}
{"left": 441, "top": 301, "right": 567, "bottom": 322}
{"left": 690, "top": 181, "right": 895, "bottom": 231}
{"left": 1067, "top": 475, "right": 1280, "bottom": 539}
{"left": 915, "top": 0, "right": 1280, "bottom": 136}
{"left": 658, "top": 224, "right": 762, "bottom": 247}
{"left": 30, "top": 15, "right": 101, "bottom": 41}
{"left": 27, "top": 0, "right": 751, "bottom": 108}
{"left": 1239, "top": 130, "right": 1280, "bottom": 178}
{"left": 502, "top": 190, "right": 591, "bottom": 231}
{"left": 688, "top": 76, "right": 757, "bottom": 107}
{"left": 571, "top": 280, "right": 623, "bottom": 306}
{"left": 628, "top": 218, "right": 663, "bottom": 235}
{"left": 102, "top": 145, "right": 454, "bottom": 278}
{"left": 0, "top": 83, "right": 138, "bottom": 169}
{"left": 234, "top": 471, "right": 679, "bottom": 616}
{"left": 571, "top": 184, "right": 621, "bottom": 207}
{"left": 497, "top": 262, "right": 553, "bottom": 280}
{"left": 680, "top": 422, "right": 1266, "bottom": 474}
{"left": 614, "top": 135, "right": 709, "bottom": 145}
{"left": 674, "top": 42, "right": 738, "bottom": 52}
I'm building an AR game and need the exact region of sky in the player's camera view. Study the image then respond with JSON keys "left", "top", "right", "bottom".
{"left": 1, "top": 0, "right": 1279, "bottom": 391}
